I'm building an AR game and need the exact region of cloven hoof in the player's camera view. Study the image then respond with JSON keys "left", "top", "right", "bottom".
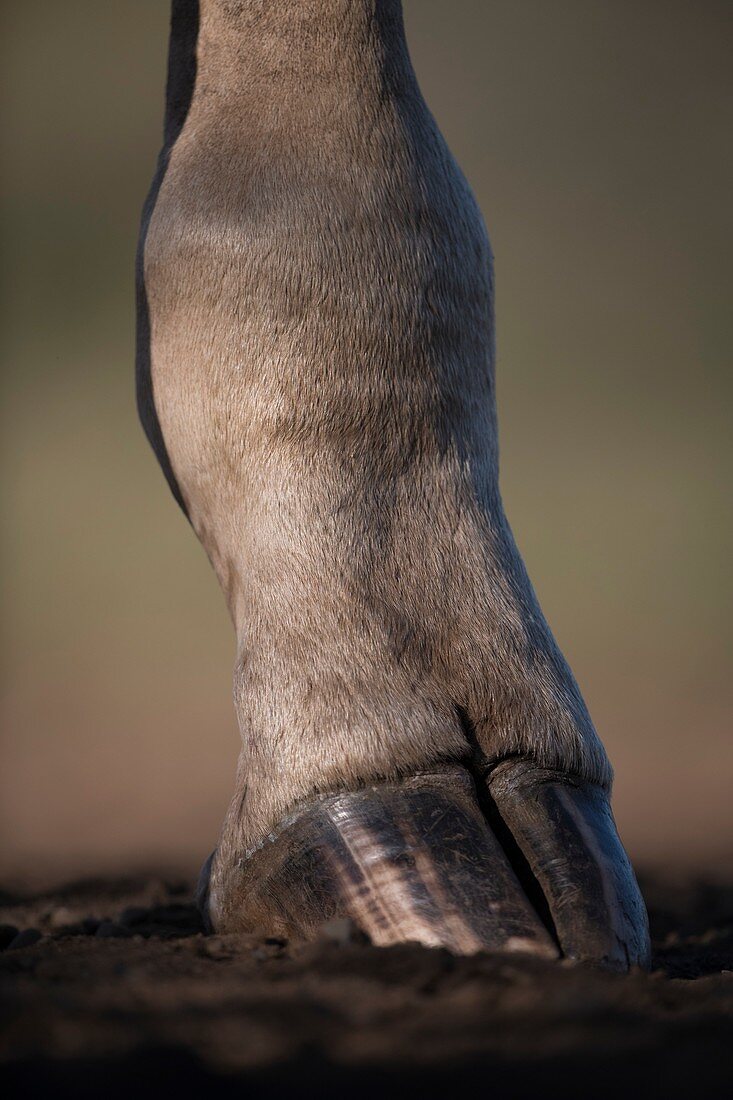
{"left": 199, "top": 763, "right": 650, "bottom": 970}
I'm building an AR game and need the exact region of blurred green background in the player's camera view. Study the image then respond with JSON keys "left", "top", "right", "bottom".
{"left": 2, "top": 1, "right": 731, "bottom": 884}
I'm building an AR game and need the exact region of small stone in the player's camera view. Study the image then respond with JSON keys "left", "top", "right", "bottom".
{"left": 7, "top": 928, "right": 42, "bottom": 951}
{"left": 48, "top": 906, "right": 76, "bottom": 930}
{"left": 95, "top": 921, "right": 132, "bottom": 939}
{"left": 81, "top": 917, "right": 101, "bottom": 935}
{"left": 0, "top": 924, "right": 20, "bottom": 950}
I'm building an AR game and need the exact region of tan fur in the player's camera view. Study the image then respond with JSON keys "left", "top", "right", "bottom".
{"left": 139, "top": 1, "right": 611, "bottom": 897}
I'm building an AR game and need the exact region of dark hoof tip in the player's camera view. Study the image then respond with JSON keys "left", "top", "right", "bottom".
{"left": 486, "top": 758, "right": 651, "bottom": 970}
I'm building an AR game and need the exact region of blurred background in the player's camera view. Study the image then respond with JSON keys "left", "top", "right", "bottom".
{"left": 1, "top": 1, "right": 731, "bottom": 886}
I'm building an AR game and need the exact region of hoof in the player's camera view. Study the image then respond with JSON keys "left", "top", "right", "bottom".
{"left": 199, "top": 762, "right": 650, "bottom": 967}
{"left": 486, "top": 758, "right": 651, "bottom": 970}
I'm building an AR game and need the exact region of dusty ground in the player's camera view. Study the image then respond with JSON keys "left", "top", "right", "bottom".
{"left": 0, "top": 870, "right": 731, "bottom": 1098}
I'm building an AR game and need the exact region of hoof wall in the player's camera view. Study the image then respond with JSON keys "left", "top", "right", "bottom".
{"left": 206, "top": 765, "right": 557, "bottom": 957}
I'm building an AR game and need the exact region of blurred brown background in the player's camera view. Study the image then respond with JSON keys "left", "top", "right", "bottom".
{"left": 2, "top": 1, "right": 731, "bottom": 886}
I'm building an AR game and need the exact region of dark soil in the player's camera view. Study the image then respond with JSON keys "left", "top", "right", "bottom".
{"left": 1, "top": 871, "right": 731, "bottom": 1098}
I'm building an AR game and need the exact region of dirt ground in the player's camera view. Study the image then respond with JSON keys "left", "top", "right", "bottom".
{"left": 0, "top": 870, "right": 731, "bottom": 1099}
